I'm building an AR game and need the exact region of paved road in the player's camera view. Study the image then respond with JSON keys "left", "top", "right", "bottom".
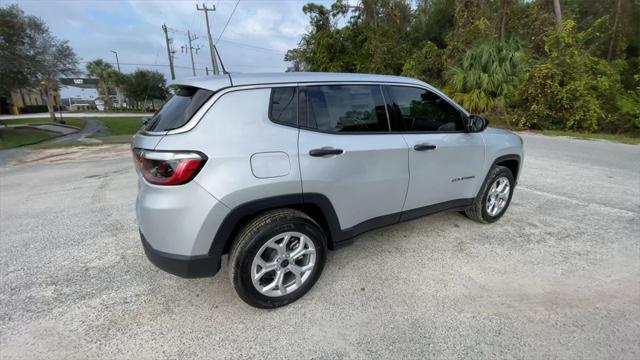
{"left": 1, "top": 134, "right": 639, "bottom": 359}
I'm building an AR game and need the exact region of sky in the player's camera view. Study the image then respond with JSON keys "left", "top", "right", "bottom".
{"left": 11, "top": 0, "right": 334, "bottom": 99}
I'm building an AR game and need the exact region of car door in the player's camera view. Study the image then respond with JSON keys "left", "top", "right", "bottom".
{"left": 297, "top": 84, "right": 410, "bottom": 231}
{"left": 384, "top": 85, "right": 485, "bottom": 214}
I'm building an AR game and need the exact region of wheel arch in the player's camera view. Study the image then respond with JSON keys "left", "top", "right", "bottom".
{"left": 210, "top": 193, "right": 343, "bottom": 256}
{"left": 495, "top": 157, "right": 520, "bottom": 182}
{"left": 476, "top": 154, "right": 521, "bottom": 199}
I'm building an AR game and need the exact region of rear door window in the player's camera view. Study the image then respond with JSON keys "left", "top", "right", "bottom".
{"left": 299, "top": 85, "right": 389, "bottom": 133}
{"left": 145, "top": 86, "right": 214, "bottom": 132}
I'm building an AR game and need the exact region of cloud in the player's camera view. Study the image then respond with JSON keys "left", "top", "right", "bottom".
{"left": 11, "top": 0, "right": 327, "bottom": 97}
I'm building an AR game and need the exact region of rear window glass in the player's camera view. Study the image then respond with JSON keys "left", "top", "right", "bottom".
{"left": 269, "top": 87, "right": 297, "bottom": 125}
{"left": 145, "top": 86, "right": 214, "bottom": 132}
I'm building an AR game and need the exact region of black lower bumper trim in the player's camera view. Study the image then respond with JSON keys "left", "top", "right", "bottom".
{"left": 140, "top": 231, "right": 220, "bottom": 278}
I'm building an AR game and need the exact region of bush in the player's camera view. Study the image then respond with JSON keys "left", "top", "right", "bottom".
{"left": 20, "top": 105, "right": 64, "bottom": 114}
{"left": 515, "top": 20, "right": 623, "bottom": 132}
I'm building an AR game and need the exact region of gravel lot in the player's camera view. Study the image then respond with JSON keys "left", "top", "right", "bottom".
{"left": 1, "top": 134, "right": 639, "bottom": 359}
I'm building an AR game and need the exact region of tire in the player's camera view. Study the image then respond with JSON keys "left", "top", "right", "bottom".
{"left": 229, "top": 208, "right": 327, "bottom": 308}
{"left": 465, "top": 165, "right": 515, "bottom": 223}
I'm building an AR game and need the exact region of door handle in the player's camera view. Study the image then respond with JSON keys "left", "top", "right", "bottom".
{"left": 309, "top": 148, "right": 344, "bottom": 157}
{"left": 413, "top": 143, "right": 437, "bottom": 151}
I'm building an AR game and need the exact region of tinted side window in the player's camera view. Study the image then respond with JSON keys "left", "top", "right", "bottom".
{"left": 387, "top": 86, "right": 464, "bottom": 132}
{"left": 145, "top": 86, "right": 214, "bottom": 132}
{"left": 269, "top": 87, "right": 297, "bottom": 126}
{"left": 300, "top": 85, "right": 389, "bottom": 133}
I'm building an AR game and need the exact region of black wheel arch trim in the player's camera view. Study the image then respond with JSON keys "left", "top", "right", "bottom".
{"left": 208, "top": 193, "right": 475, "bottom": 257}
{"left": 476, "top": 154, "right": 521, "bottom": 199}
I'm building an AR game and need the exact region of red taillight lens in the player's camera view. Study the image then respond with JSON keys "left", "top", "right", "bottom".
{"left": 133, "top": 149, "right": 206, "bottom": 185}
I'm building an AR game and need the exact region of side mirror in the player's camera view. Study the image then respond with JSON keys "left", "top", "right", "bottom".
{"left": 466, "top": 115, "right": 489, "bottom": 132}
{"left": 141, "top": 117, "right": 150, "bottom": 126}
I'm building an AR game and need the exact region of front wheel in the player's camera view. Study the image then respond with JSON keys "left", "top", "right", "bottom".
{"left": 465, "top": 165, "right": 515, "bottom": 223}
{"left": 229, "top": 209, "right": 326, "bottom": 308}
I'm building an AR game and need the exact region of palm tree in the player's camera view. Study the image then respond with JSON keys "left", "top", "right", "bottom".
{"left": 447, "top": 40, "right": 525, "bottom": 119}
{"left": 86, "top": 59, "right": 116, "bottom": 110}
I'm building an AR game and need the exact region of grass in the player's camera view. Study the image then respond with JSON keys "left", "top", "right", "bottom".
{"left": 1, "top": 117, "right": 86, "bottom": 129}
{"left": 95, "top": 117, "right": 143, "bottom": 136}
{"left": 520, "top": 129, "right": 640, "bottom": 145}
{"left": 0, "top": 128, "right": 57, "bottom": 149}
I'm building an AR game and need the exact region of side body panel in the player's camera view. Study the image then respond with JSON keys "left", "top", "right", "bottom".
{"left": 298, "top": 131, "right": 409, "bottom": 230}
{"left": 402, "top": 132, "right": 485, "bottom": 210}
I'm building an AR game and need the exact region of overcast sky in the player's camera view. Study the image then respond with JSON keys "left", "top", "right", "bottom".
{"left": 13, "top": 0, "right": 333, "bottom": 98}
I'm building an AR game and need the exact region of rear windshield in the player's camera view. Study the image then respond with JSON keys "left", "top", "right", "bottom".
{"left": 144, "top": 86, "right": 214, "bottom": 132}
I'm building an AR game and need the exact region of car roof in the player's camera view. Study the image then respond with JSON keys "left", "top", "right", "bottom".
{"left": 169, "top": 72, "right": 431, "bottom": 92}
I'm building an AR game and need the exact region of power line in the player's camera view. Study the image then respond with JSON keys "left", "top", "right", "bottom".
{"left": 216, "top": 0, "right": 240, "bottom": 43}
{"left": 78, "top": 61, "right": 207, "bottom": 71}
{"left": 218, "top": 39, "right": 286, "bottom": 55}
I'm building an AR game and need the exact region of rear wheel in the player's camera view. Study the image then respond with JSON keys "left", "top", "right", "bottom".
{"left": 229, "top": 208, "right": 326, "bottom": 308}
{"left": 465, "top": 165, "right": 515, "bottom": 223}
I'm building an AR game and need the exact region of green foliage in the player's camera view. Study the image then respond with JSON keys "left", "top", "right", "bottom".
{"left": 516, "top": 20, "right": 622, "bottom": 131}
{"left": 86, "top": 59, "right": 117, "bottom": 109}
{"left": 615, "top": 74, "right": 640, "bottom": 132}
{"left": 0, "top": 127, "right": 55, "bottom": 149}
{"left": 411, "top": 0, "right": 455, "bottom": 48}
{"left": 402, "top": 42, "right": 445, "bottom": 86}
{"left": 285, "top": 0, "right": 639, "bottom": 134}
{"left": 446, "top": 40, "right": 525, "bottom": 114}
{"left": 0, "top": 5, "right": 43, "bottom": 96}
{"left": 0, "top": 4, "right": 78, "bottom": 98}
{"left": 96, "top": 117, "right": 143, "bottom": 136}
{"left": 122, "top": 69, "right": 168, "bottom": 105}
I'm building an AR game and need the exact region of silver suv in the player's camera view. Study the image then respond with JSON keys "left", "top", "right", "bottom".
{"left": 133, "top": 72, "right": 523, "bottom": 308}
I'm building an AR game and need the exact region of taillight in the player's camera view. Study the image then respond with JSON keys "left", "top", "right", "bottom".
{"left": 133, "top": 148, "right": 206, "bottom": 185}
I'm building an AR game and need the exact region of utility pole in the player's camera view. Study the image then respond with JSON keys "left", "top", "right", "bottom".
{"left": 196, "top": 3, "right": 219, "bottom": 75}
{"left": 111, "top": 50, "right": 121, "bottom": 72}
{"left": 187, "top": 31, "right": 198, "bottom": 76}
{"left": 162, "top": 24, "right": 176, "bottom": 80}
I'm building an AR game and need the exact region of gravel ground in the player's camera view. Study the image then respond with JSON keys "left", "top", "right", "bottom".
{"left": 1, "top": 134, "right": 639, "bottom": 359}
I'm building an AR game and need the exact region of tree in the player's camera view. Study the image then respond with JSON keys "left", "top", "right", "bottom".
{"left": 516, "top": 20, "right": 621, "bottom": 131}
{"left": 37, "top": 38, "right": 79, "bottom": 120}
{"left": 446, "top": 40, "right": 526, "bottom": 120}
{"left": 286, "top": 0, "right": 638, "bottom": 135}
{"left": 411, "top": 0, "right": 455, "bottom": 49}
{"left": 402, "top": 42, "right": 445, "bottom": 86}
{"left": 0, "top": 5, "right": 78, "bottom": 120}
{"left": 0, "top": 5, "right": 40, "bottom": 97}
{"left": 86, "top": 59, "right": 116, "bottom": 110}
{"left": 122, "top": 69, "right": 167, "bottom": 109}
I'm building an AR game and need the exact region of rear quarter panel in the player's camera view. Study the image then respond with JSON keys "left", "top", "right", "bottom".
{"left": 154, "top": 87, "right": 302, "bottom": 209}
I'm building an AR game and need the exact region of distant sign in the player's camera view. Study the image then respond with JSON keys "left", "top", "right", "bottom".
{"left": 60, "top": 78, "right": 99, "bottom": 88}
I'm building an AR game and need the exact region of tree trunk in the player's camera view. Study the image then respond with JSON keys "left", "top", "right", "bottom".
{"left": 607, "top": 0, "right": 622, "bottom": 62}
{"left": 45, "top": 86, "right": 56, "bottom": 122}
{"left": 18, "top": 89, "right": 26, "bottom": 113}
{"left": 499, "top": 0, "right": 508, "bottom": 41}
{"left": 102, "top": 84, "right": 112, "bottom": 110}
{"left": 553, "top": 0, "right": 562, "bottom": 30}
{"left": 115, "top": 86, "right": 123, "bottom": 110}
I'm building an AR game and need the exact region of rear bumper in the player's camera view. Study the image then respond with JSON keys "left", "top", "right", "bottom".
{"left": 140, "top": 230, "right": 220, "bottom": 278}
